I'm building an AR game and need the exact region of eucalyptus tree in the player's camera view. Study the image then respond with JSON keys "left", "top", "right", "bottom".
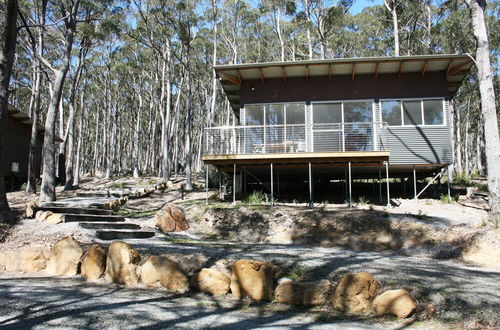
{"left": 464, "top": 0, "right": 500, "bottom": 215}
{"left": 0, "top": 0, "right": 18, "bottom": 221}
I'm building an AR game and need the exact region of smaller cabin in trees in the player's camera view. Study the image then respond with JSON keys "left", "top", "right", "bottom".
{"left": 203, "top": 54, "right": 473, "bottom": 205}
{"left": 2, "top": 105, "right": 58, "bottom": 188}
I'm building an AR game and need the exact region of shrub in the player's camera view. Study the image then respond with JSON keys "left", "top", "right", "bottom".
{"left": 245, "top": 190, "right": 269, "bottom": 204}
{"left": 440, "top": 193, "right": 459, "bottom": 203}
{"left": 357, "top": 195, "right": 368, "bottom": 205}
{"left": 475, "top": 183, "right": 489, "bottom": 192}
{"left": 454, "top": 171, "right": 471, "bottom": 187}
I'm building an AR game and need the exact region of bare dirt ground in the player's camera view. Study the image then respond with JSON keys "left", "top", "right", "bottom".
{"left": 1, "top": 174, "right": 499, "bottom": 329}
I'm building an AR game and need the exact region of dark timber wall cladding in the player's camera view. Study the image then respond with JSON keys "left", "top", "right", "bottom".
{"left": 240, "top": 72, "right": 452, "bottom": 165}
{"left": 240, "top": 72, "right": 449, "bottom": 104}
{"left": 3, "top": 115, "right": 43, "bottom": 179}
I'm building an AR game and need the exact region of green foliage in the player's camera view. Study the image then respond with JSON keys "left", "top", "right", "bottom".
{"left": 244, "top": 191, "right": 269, "bottom": 204}
{"left": 440, "top": 193, "right": 460, "bottom": 203}
{"left": 356, "top": 196, "right": 368, "bottom": 205}
{"left": 453, "top": 172, "right": 471, "bottom": 187}
{"left": 112, "top": 182, "right": 125, "bottom": 189}
{"left": 475, "top": 183, "right": 489, "bottom": 192}
{"left": 286, "top": 265, "right": 310, "bottom": 281}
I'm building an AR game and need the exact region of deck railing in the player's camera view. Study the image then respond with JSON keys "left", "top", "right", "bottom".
{"left": 204, "top": 122, "right": 388, "bottom": 156}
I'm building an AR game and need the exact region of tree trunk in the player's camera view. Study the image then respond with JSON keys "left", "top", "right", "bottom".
{"left": 39, "top": 1, "right": 80, "bottom": 202}
{"left": 465, "top": 0, "right": 500, "bottom": 214}
{"left": 0, "top": 0, "right": 18, "bottom": 220}
{"left": 74, "top": 90, "right": 84, "bottom": 186}
{"left": 384, "top": 0, "right": 400, "bottom": 56}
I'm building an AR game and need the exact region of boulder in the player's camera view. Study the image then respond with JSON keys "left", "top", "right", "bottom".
{"left": 155, "top": 204, "right": 189, "bottom": 233}
{"left": 372, "top": 289, "right": 417, "bottom": 318}
{"left": 45, "top": 236, "right": 84, "bottom": 276}
{"left": 230, "top": 259, "right": 277, "bottom": 301}
{"left": 20, "top": 246, "right": 50, "bottom": 272}
{"left": 275, "top": 280, "right": 333, "bottom": 306}
{"left": 81, "top": 244, "right": 107, "bottom": 280}
{"left": 191, "top": 268, "right": 231, "bottom": 296}
{"left": 1, "top": 250, "right": 19, "bottom": 271}
{"left": 25, "top": 201, "right": 38, "bottom": 218}
{"left": 141, "top": 256, "right": 189, "bottom": 292}
{"left": 105, "top": 241, "right": 141, "bottom": 285}
{"left": 45, "top": 213, "right": 65, "bottom": 224}
{"left": 36, "top": 210, "right": 53, "bottom": 222}
{"left": 332, "top": 272, "right": 378, "bottom": 315}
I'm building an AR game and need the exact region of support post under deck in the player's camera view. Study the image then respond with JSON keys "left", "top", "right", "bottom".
{"left": 205, "top": 165, "right": 209, "bottom": 205}
{"left": 413, "top": 165, "right": 417, "bottom": 202}
{"left": 348, "top": 162, "right": 352, "bottom": 208}
{"left": 270, "top": 163, "right": 274, "bottom": 206}
{"left": 308, "top": 162, "right": 313, "bottom": 208}
{"left": 233, "top": 164, "right": 236, "bottom": 205}
{"left": 385, "top": 161, "right": 390, "bottom": 207}
{"left": 447, "top": 166, "right": 451, "bottom": 200}
{"left": 378, "top": 165, "right": 382, "bottom": 204}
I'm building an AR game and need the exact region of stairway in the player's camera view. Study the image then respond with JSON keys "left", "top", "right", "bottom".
{"left": 38, "top": 201, "right": 156, "bottom": 241}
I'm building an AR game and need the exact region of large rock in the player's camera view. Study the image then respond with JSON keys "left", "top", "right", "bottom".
{"left": 45, "top": 213, "right": 65, "bottom": 224}
{"left": 81, "top": 244, "right": 107, "bottom": 280}
{"left": 20, "top": 246, "right": 50, "bottom": 272}
{"left": 372, "top": 289, "right": 417, "bottom": 318}
{"left": 332, "top": 272, "right": 378, "bottom": 315}
{"left": 0, "top": 250, "right": 19, "bottom": 271}
{"left": 105, "top": 241, "right": 141, "bottom": 285}
{"left": 275, "top": 280, "right": 333, "bottom": 306}
{"left": 25, "top": 201, "right": 38, "bottom": 218}
{"left": 191, "top": 268, "right": 231, "bottom": 295}
{"left": 230, "top": 260, "right": 277, "bottom": 301}
{"left": 155, "top": 204, "right": 189, "bottom": 233}
{"left": 141, "top": 256, "right": 189, "bottom": 292}
{"left": 36, "top": 210, "right": 53, "bottom": 222}
{"left": 45, "top": 236, "right": 84, "bottom": 276}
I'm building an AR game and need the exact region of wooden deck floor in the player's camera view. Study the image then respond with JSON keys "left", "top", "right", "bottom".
{"left": 203, "top": 151, "right": 390, "bottom": 169}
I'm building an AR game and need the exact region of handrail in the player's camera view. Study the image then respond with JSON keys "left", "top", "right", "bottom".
{"left": 204, "top": 122, "right": 388, "bottom": 156}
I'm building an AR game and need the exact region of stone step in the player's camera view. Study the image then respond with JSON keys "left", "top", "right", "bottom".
{"left": 63, "top": 214, "right": 126, "bottom": 223}
{"left": 36, "top": 207, "right": 113, "bottom": 216}
{"left": 42, "top": 202, "right": 109, "bottom": 210}
{"left": 79, "top": 222, "right": 141, "bottom": 230}
{"left": 96, "top": 230, "right": 156, "bottom": 240}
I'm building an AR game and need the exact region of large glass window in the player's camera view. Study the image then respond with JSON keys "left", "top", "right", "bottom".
{"left": 382, "top": 98, "right": 445, "bottom": 126}
{"left": 382, "top": 100, "right": 402, "bottom": 126}
{"left": 266, "top": 104, "right": 284, "bottom": 125}
{"left": 313, "top": 103, "right": 342, "bottom": 123}
{"left": 343, "top": 101, "right": 373, "bottom": 123}
{"left": 286, "top": 103, "right": 305, "bottom": 124}
{"left": 245, "top": 104, "right": 264, "bottom": 126}
{"left": 403, "top": 100, "right": 423, "bottom": 125}
{"left": 423, "top": 100, "right": 444, "bottom": 125}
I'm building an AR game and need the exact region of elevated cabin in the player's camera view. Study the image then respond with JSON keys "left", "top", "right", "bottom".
{"left": 203, "top": 54, "right": 473, "bottom": 204}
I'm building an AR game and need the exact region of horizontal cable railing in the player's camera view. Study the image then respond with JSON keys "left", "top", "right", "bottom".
{"left": 204, "top": 122, "right": 388, "bottom": 156}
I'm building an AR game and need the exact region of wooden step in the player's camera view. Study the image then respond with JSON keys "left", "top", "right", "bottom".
{"left": 37, "top": 207, "right": 113, "bottom": 216}
{"left": 96, "top": 230, "right": 156, "bottom": 240}
{"left": 63, "top": 214, "right": 126, "bottom": 223}
{"left": 79, "top": 222, "right": 141, "bottom": 230}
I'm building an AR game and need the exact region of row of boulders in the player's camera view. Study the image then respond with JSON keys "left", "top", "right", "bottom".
{"left": 0, "top": 235, "right": 419, "bottom": 319}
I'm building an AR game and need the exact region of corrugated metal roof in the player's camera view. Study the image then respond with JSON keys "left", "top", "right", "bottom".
{"left": 8, "top": 105, "right": 64, "bottom": 143}
{"left": 214, "top": 54, "right": 474, "bottom": 111}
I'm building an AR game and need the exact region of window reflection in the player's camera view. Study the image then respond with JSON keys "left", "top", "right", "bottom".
{"left": 423, "top": 100, "right": 444, "bottom": 125}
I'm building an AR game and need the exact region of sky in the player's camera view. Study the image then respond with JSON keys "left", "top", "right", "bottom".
{"left": 350, "top": 0, "right": 382, "bottom": 15}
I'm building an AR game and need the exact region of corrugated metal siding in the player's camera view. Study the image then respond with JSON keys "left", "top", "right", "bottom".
{"left": 387, "top": 126, "right": 452, "bottom": 164}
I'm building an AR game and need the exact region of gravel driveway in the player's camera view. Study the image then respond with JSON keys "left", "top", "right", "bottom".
{"left": 1, "top": 239, "right": 499, "bottom": 329}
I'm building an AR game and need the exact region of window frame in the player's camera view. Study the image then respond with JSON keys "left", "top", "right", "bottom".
{"left": 311, "top": 99, "right": 376, "bottom": 125}
{"left": 379, "top": 97, "right": 446, "bottom": 127}
{"left": 242, "top": 102, "right": 306, "bottom": 127}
